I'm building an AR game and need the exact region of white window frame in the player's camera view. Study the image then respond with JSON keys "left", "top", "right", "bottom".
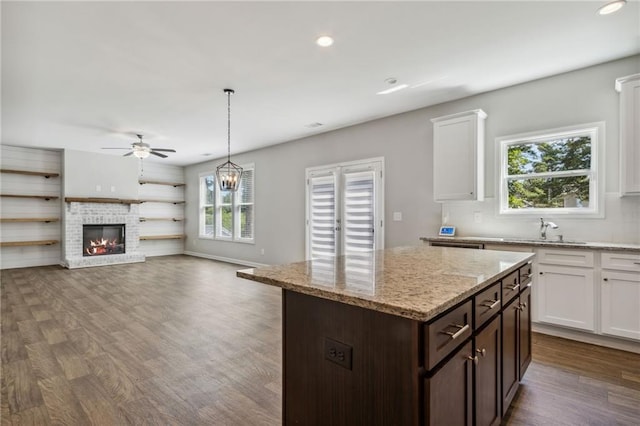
{"left": 235, "top": 166, "right": 255, "bottom": 243}
{"left": 198, "top": 163, "right": 255, "bottom": 243}
{"left": 497, "top": 122, "right": 605, "bottom": 217}
{"left": 305, "top": 157, "right": 384, "bottom": 260}
{"left": 199, "top": 172, "right": 215, "bottom": 238}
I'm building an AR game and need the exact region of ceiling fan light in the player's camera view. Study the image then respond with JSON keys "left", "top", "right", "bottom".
{"left": 133, "top": 150, "right": 150, "bottom": 159}
{"left": 597, "top": 0, "right": 626, "bottom": 15}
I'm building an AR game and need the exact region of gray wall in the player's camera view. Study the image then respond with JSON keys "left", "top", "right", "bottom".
{"left": 185, "top": 55, "right": 640, "bottom": 266}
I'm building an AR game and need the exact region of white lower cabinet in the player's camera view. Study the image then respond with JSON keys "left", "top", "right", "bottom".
{"left": 601, "top": 251, "right": 640, "bottom": 340}
{"left": 536, "top": 263, "right": 595, "bottom": 332}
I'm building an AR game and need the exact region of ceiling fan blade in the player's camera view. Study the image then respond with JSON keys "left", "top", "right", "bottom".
{"left": 123, "top": 152, "right": 134, "bottom": 157}
{"left": 149, "top": 151, "right": 168, "bottom": 158}
{"left": 151, "top": 148, "right": 176, "bottom": 153}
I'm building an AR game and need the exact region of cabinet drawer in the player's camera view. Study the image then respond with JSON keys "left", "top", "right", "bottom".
{"left": 501, "top": 270, "right": 520, "bottom": 305}
{"left": 425, "top": 300, "right": 473, "bottom": 371}
{"left": 537, "top": 248, "right": 594, "bottom": 267}
{"left": 475, "top": 282, "right": 502, "bottom": 328}
{"left": 519, "top": 262, "right": 533, "bottom": 285}
{"left": 601, "top": 252, "right": 640, "bottom": 272}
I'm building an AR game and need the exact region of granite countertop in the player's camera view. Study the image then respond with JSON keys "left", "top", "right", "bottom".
{"left": 420, "top": 236, "right": 640, "bottom": 252}
{"left": 237, "top": 246, "right": 534, "bottom": 322}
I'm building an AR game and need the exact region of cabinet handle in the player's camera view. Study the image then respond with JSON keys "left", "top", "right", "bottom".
{"left": 441, "top": 323, "right": 470, "bottom": 340}
{"left": 482, "top": 300, "right": 500, "bottom": 310}
{"left": 521, "top": 274, "right": 531, "bottom": 279}
{"left": 467, "top": 355, "right": 479, "bottom": 365}
{"left": 507, "top": 284, "right": 520, "bottom": 292}
{"left": 603, "top": 278, "right": 608, "bottom": 282}
{"left": 634, "top": 262, "right": 640, "bottom": 265}
{"left": 476, "top": 348, "right": 486, "bottom": 357}
{"left": 539, "top": 272, "right": 544, "bottom": 275}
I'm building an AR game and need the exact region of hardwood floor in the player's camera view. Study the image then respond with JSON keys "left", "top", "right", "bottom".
{"left": 1, "top": 255, "right": 638, "bottom": 425}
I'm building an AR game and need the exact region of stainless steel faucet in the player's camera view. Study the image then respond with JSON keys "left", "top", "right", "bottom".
{"left": 540, "top": 218, "right": 558, "bottom": 240}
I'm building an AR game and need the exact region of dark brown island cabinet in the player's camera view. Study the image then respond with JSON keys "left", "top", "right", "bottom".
{"left": 238, "top": 247, "right": 534, "bottom": 426}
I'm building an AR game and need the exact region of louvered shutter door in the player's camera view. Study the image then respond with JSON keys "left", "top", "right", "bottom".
{"left": 308, "top": 173, "right": 337, "bottom": 259}
{"left": 342, "top": 170, "right": 375, "bottom": 255}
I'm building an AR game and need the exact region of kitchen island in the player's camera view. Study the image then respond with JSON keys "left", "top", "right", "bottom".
{"left": 238, "top": 245, "right": 535, "bottom": 425}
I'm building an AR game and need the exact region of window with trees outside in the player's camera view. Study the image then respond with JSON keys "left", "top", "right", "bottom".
{"left": 498, "top": 122, "right": 604, "bottom": 216}
{"left": 199, "top": 165, "right": 254, "bottom": 242}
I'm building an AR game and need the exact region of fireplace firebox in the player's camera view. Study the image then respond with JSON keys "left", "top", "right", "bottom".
{"left": 83, "top": 224, "right": 126, "bottom": 257}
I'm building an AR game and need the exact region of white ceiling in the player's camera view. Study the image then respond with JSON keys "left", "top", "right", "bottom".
{"left": 2, "top": 1, "right": 639, "bottom": 166}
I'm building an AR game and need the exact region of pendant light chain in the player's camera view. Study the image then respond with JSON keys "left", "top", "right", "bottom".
{"left": 227, "top": 89, "right": 231, "bottom": 163}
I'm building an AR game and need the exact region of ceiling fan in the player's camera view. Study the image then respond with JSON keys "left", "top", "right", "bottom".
{"left": 102, "top": 134, "right": 176, "bottom": 159}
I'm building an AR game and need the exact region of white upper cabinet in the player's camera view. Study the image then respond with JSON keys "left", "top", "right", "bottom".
{"left": 615, "top": 74, "right": 640, "bottom": 196}
{"left": 431, "top": 109, "right": 487, "bottom": 201}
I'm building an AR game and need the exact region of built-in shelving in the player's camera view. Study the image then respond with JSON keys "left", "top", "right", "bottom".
{"left": 139, "top": 217, "right": 183, "bottom": 222}
{"left": 0, "top": 240, "right": 59, "bottom": 247}
{"left": 1, "top": 146, "right": 62, "bottom": 269}
{"left": 139, "top": 234, "right": 185, "bottom": 241}
{"left": 139, "top": 180, "right": 185, "bottom": 187}
{"left": 138, "top": 199, "right": 185, "bottom": 204}
{"left": 0, "top": 218, "right": 59, "bottom": 223}
{"left": 1, "top": 169, "right": 60, "bottom": 178}
{"left": 64, "top": 197, "right": 140, "bottom": 204}
{"left": 1, "top": 194, "right": 59, "bottom": 200}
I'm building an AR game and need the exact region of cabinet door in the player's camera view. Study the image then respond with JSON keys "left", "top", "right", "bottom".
{"left": 432, "top": 110, "right": 486, "bottom": 201}
{"left": 519, "top": 284, "right": 532, "bottom": 379}
{"left": 616, "top": 74, "right": 640, "bottom": 195}
{"left": 425, "top": 340, "right": 473, "bottom": 426}
{"left": 601, "top": 271, "right": 640, "bottom": 341}
{"left": 475, "top": 315, "right": 501, "bottom": 426}
{"left": 536, "top": 264, "right": 595, "bottom": 331}
{"left": 501, "top": 296, "right": 519, "bottom": 415}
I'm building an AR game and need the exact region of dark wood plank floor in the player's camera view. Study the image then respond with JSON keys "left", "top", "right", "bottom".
{"left": 1, "top": 255, "right": 639, "bottom": 425}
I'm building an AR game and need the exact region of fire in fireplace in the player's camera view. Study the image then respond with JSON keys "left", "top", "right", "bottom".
{"left": 83, "top": 224, "right": 125, "bottom": 256}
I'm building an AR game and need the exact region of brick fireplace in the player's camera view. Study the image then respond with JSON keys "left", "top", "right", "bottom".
{"left": 63, "top": 200, "right": 145, "bottom": 268}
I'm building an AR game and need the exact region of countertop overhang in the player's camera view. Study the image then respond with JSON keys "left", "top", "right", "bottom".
{"left": 421, "top": 236, "right": 640, "bottom": 252}
{"left": 237, "top": 246, "right": 534, "bottom": 322}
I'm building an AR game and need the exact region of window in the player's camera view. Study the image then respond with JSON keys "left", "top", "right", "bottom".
{"left": 199, "top": 164, "right": 255, "bottom": 242}
{"left": 306, "top": 158, "right": 384, "bottom": 260}
{"left": 498, "top": 122, "right": 604, "bottom": 216}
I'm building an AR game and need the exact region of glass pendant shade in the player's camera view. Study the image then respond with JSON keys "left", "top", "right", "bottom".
{"left": 216, "top": 160, "right": 243, "bottom": 191}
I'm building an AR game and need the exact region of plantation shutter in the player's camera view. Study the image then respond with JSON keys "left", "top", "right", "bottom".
{"left": 237, "top": 168, "right": 254, "bottom": 240}
{"left": 307, "top": 171, "right": 337, "bottom": 259}
{"left": 342, "top": 169, "right": 375, "bottom": 255}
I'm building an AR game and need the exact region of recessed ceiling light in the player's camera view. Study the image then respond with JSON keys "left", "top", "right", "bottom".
{"left": 597, "top": 0, "right": 626, "bottom": 15}
{"left": 377, "top": 84, "right": 409, "bottom": 95}
{"left": 316, "top": 36, "right": 334, "bottom": 47}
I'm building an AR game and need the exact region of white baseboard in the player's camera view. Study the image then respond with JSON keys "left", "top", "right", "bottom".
{"left": 183, "top": 251, "right": 270, "bottom": 268}
{"left": 533, "top": 323, "right": 640, "bottom": 354}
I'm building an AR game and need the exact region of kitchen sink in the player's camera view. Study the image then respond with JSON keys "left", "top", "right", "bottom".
{"left": 503, "top": 238, "right": 587, "bottom": 245}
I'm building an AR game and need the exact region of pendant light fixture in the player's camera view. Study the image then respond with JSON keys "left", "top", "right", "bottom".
{"left": 216, "top": 88, "right": 243, "bottom": 191}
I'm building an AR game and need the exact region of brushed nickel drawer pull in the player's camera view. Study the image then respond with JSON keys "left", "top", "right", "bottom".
{"left": 634, "top": 262, "right": 640, "bottom": 265}
{"left": 482, "top": 300, "right": 500, "bottom": 310}
{"left": 507, "top": 284, "right": 520, "bottom": 292}
{"left": 467, "top": 355, "right": 479, "bottom": 365}
{"left": 441, "top": 323, "right": 470, "bottom": 340}
{"left": 476, "top": 348, "right": 486, "bottom": 357}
